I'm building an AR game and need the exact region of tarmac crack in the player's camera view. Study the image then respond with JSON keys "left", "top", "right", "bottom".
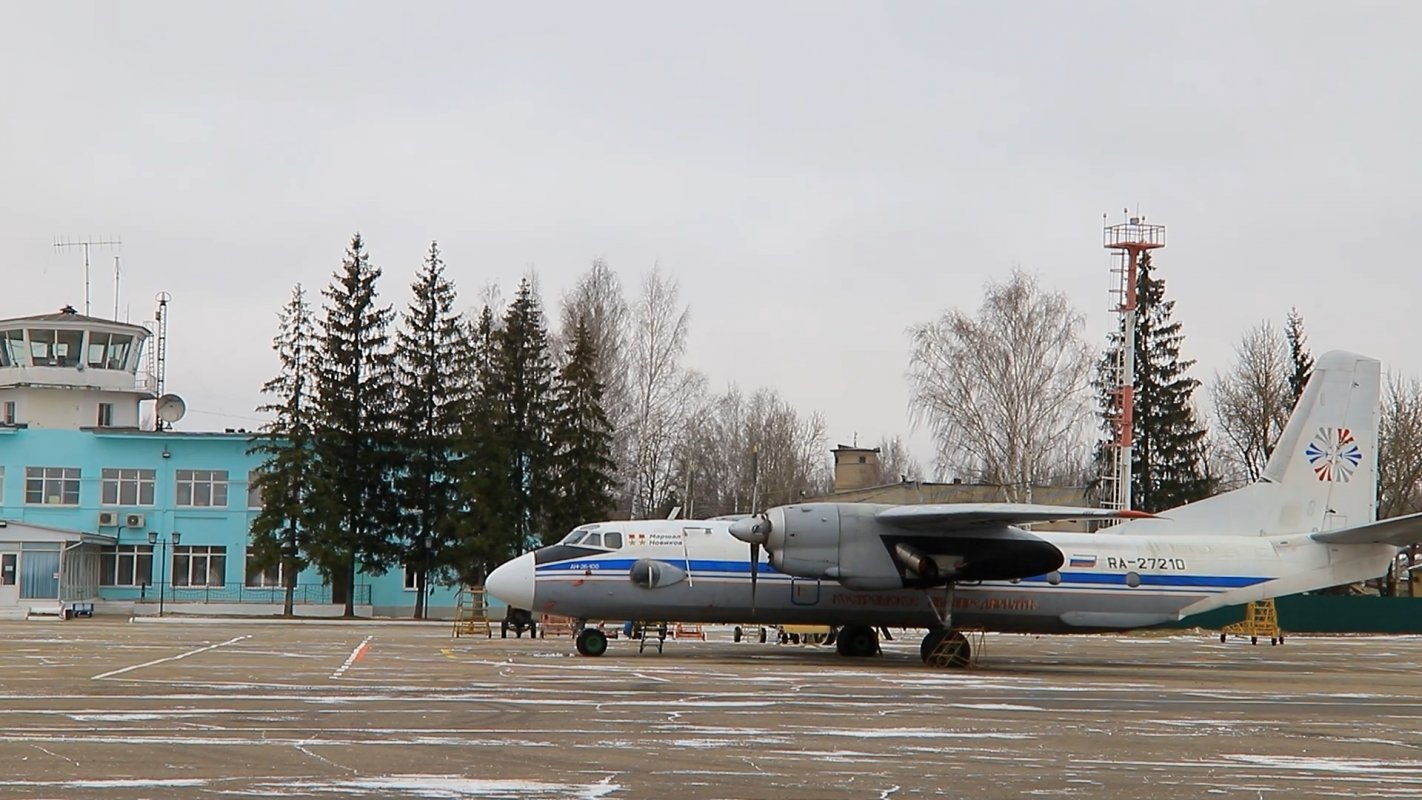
{"left": 293, "top": 739, "right": 359, "bottom": 775}
{"left": 30, "top": 743, "right": 79, "bottom": 767}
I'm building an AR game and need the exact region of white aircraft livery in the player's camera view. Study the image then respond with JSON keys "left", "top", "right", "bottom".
{"left": 486, "top": 350, "right": 1422, "bottom": 667}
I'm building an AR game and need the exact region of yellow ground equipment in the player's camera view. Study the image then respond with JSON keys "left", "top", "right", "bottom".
{"left": 778, "top": 624, "right": 833, "bottom": 645}
{"left": 451, "top": 587, "right": 492, "bottom": 638}
{"left": 1219, "top": 599, "right": 1285, "bottom": 645}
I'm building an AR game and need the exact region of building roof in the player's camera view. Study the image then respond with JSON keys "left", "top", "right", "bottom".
{"left": 0, "top": 519, "right": 117, "bottom": 545}
{"left": 0, "top": 309, "right": 149, "bottom": 334}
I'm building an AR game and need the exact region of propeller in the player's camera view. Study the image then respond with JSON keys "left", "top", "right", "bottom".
{"left": 729, "top": 514, "right": 772, "bottom": 613}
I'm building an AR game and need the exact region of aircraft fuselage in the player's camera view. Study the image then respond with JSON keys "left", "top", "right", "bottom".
{"left": 495, "top": 519, "right": 1394, "bottom": 633}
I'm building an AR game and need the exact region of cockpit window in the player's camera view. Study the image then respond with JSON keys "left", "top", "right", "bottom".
{"left": 557, "top": 528, "right": 622, "bottom": 549}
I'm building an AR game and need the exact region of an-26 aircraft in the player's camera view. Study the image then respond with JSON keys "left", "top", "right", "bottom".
{"left": 487, "top": 351, "right": 1422, "bottom": 667}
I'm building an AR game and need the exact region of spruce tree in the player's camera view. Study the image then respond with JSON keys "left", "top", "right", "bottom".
{"left": 453, "top": 306, "right": 515, "bottom": 586}
{"left": 392, "top": 242, "right": 469, "bottom": 618}
{"left": 309, "top": 234, "right": 400, "bottom": 616}
{"left": 1095, "top": 252, "right": 1215, "bottom": 513}
{"left": 248, "top": 283, "right": 318, "bottom": 617}
{"left": 1286, "top": 307, "right": 1314, "bottom": 407}
{"left": 492, "top": 278, "right": 557, "bottom": 549}
{"left": 547, "top": 317, "right": 617, "bottom": 542}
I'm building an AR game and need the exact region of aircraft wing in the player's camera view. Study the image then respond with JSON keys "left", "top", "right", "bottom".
{"left": 874, "top": 503, "right": 1153, "bottom": 532}
{"left": 1311, "top": 511, "right": 1422, "bottom": 547}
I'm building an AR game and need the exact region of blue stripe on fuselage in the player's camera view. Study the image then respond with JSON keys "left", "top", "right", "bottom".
{"left": 1023, "top": 572, "right": 1269, "bottom": 589}
{"left": 532, "top": 554, "right": 1269, "bottom": 590}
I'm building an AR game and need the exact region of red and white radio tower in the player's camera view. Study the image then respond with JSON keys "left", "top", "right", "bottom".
{"left": 1103, "top": 213, "right": 1165, "bottom": 512}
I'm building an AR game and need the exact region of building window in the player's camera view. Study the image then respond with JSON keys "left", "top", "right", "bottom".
{"left": 97, "top": 403, "right": 114, "bottom": 427}
{"left": 247, "top": 469, "right": 264, "bottom": 509}
{"left": 175, "top": 470, "right": 229, "bottom": 508}
{"left": 101, "top": 468, "right": 155, "bottom": 506}
{"left": 172, "top": 545, "right": 226, "bottom": 587}
{"left": 99, "top": 545, "right": 154, "bottom": 587}
{"left": 2, "top": 401, "right": 14, "bottom": 425}
{"left": 244, "top": 550, "right": 284, "bottom": 588}
{"left": 403, "top": 563, "right": 418, "bottom": 591}
{"left": 87, "top": 332, "right": 134, "bottom": 370}
{"left": 0, "top": 329, "right": 24, "bottom": 368}
{"left": 27, "top": 328, "right": 84, "bottom": 367}
{"left": 25, "top": 467, "right": 80, "bottom": 505}
{"left": 0, "top": 466, "right": 5, "bottom": 504}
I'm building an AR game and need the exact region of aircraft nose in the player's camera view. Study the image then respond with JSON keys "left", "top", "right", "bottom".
{"left": 486, "top": 553, "right": 536, "bottom": 610}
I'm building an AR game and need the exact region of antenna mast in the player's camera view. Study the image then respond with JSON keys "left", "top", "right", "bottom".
{"left": 152, "top": 292, "right": 172, "bottom": 429}
{"left": 53, "top": 236, "right": 122, "bottom": 317}
{"left": 113, "top": 255, "right": 122, "bottom": 320}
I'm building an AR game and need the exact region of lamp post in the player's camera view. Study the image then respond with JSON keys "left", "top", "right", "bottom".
{"left": 147, "top": 531, "right": 181, "bottom": 617}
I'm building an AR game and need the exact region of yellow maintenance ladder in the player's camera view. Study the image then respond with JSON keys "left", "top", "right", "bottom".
{"left": 1219, "top": 599, "right": 1285, "bottom": 645}
{"left": 451, "top": 586, "right": 493, "bottom": 638}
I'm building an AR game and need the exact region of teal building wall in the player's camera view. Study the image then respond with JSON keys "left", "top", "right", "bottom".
{"left": 0, "top": 426, "right": 460, "bottom": 617}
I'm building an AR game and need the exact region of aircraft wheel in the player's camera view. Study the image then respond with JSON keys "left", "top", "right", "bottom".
{"left": 733, "top": 626, "right": 743, "bottom": 643}
{"left": 1219, "top": 633, "right": 1227, "bottom": 644}
{"left": 575, "top": 628, "right": 609, "bottom": 657}
{"left": 836, "top": 624, "right": 879, "bottom": 657}
{"left": 921, "top": 629, "right": 971, "bottom": 669}
{"left": 1250, "top": 636, "right": 1258, "bottom": 645}
{"left": 759, "top": 627, "right": 768, "bottom": 644}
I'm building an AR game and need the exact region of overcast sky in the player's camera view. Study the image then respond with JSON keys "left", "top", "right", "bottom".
{"left": 3, "top": 2, "right": 1419, "bottom": 468}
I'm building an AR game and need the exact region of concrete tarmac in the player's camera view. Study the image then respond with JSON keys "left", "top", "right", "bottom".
{"left": 0, "top": 620, "right": 1417, "bottom": 799}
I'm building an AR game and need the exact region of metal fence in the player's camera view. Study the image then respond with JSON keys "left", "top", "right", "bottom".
{"left": 135, "top": 582, "right": 372, "bottom": 606}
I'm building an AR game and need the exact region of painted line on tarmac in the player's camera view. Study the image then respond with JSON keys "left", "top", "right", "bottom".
{"left": 92, "top": 635, "right": 251, "bottom": 681}
{"left": 331, "top": 635, "right": 373, "bottom": 680}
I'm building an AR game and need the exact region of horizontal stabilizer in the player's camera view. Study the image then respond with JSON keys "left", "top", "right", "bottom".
{"left": 1312, "top": 512, "right": 1422, "bottom": 548}
{"left": 877, "top": 503, "right": 1153, "bottom": 531}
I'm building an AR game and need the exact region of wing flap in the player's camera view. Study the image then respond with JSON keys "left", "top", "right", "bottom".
{"left": 1312, "top": 511, "right": 1422, "bottom": 547}
{"left": 875, "top": 503, "right": 1153, "bottom": 532}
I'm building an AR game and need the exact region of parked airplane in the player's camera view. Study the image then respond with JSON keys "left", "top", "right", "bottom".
{"left": 486, "top": 351, "right": 1422, "bottom": 667}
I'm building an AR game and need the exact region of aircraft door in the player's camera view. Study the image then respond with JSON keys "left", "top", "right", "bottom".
{"left": 790, "top": 578, "right": 820, "bottom": 606}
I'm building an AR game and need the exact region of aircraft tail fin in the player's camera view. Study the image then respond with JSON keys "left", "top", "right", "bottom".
{"left": 1116, "top": 350, "right": 1380, "bottom": 536}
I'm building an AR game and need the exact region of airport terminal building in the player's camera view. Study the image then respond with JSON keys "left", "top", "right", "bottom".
{"left": 0, "top": 307, "right": 456, "bottom": 619}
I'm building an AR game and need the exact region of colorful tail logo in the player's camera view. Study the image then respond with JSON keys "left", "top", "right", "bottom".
{"left": 1305, "top": 427, "right": 1362, "bottom": 482}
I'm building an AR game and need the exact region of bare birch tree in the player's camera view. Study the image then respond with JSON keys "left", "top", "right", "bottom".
{"left": 680, "top": 385, "right": 829, "bottom": 516}
{"left": 907, "top": 269, "right": 1094, "bottom": 501}
{"left": 1210, "top": 322, "right": 1292, "bottom": 487}
{"left": 875, "top": 434, "right": 925, "bottom": 484}
{"left": 559, "top": 259, "right": 633, "bottom": 506}
{"left": 624, "top": 267, "right": 697, "bottom": 518}
{"left": 1379, "top": 374, "right": 1422, "bottom": 520}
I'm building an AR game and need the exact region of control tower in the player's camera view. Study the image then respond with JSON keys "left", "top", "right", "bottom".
{"left": 0, "top": 306, "right": 154, "bottom": 429}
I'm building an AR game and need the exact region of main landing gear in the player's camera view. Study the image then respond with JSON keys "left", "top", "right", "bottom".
{"left": 835, "top": 624, "right": 880, "bottom": 657}
{"left": 919, "top": 582, "right": 972, "bottom": 669}
{"left": 920, "top": 628, "right": 971, "bottom": 668}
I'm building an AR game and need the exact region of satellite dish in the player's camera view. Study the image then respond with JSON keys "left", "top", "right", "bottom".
{"left": 156, "top": 394, "right": 186, "bottom": 424}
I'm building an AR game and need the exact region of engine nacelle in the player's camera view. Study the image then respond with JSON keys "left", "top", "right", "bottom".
{"left": 762, "top": 502, "right": 1065, "bottom": 591}
{"left": 766, "top": 503, "right": 909, "bottom": 590}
